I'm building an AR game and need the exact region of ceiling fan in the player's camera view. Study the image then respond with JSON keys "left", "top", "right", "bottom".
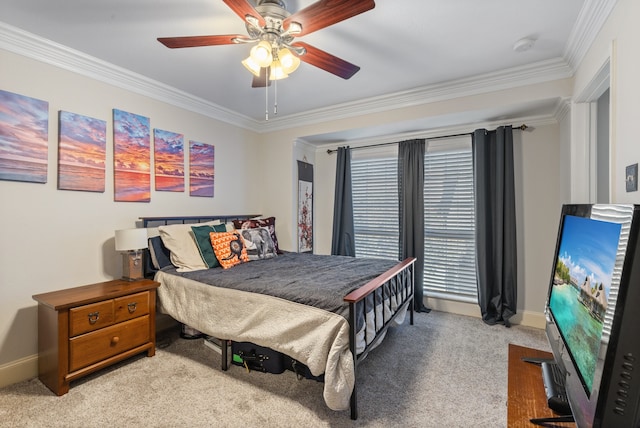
{"left": 157, "top": 0, "right": 375, "bottom": 87}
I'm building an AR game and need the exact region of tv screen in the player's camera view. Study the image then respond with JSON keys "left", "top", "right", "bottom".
{"left": 549, "top": 214, "right": 622, "bottom": 395}
{"left": 543, "top": 204, "right": 640, "bottom": 428}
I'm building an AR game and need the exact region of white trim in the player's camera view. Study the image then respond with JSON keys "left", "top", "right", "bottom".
{"left": 0, "top": 354, "right": 38, "bottom": 389}
{"left": 564, "top": 0, "right": 618, "bottom": 70}
{"left": 574, "top": 59, "right": 611, "bottom": 103}
{"left": 0, "top": 21, "right": 570, "bottom": 133}
{"left": 0, "top": 22, "right": 259, "bottom": 131}
{"left": 424, "top": 297, "right": 546, "bottom": 329}
{"left": 261, "top": 59, "right": 573, "bottom": 132}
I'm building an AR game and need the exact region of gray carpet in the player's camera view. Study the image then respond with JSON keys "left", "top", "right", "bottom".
{"left": 0, "top": 311, "right": 549, "bottom": 427}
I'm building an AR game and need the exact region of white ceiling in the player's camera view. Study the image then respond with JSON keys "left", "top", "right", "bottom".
{"left": 1, "top": 0, "right": 612, "bottom": 141}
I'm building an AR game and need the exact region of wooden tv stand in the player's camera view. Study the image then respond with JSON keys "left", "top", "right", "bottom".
{"left": 507, "top": 344, "right": 576, "bottom": 427}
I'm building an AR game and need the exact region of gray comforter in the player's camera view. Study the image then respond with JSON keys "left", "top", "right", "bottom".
{"left": 169, "top": 252, "right": 400, "bottom": 325}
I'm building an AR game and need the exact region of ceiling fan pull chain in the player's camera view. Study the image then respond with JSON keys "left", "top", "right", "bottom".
{"left": 265, "top": 68, "right": 269, "bottom": 121}
{"left": 274, "top": 78, "right": 278, "bottom": 116}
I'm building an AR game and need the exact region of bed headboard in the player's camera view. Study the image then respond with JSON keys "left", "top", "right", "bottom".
{"left": 139, "top": 214, "right": 261, "bottom": 278}
{"left": 139, "top": 214, "right": 261, "bottom": 229}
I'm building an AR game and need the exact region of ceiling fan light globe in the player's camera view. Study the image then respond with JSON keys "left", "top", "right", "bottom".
{"left": 269, "top": 60, "right": 289, "bottom": 80}
{"left": 278, "top": 48, "right": 300, "bottom": 74}
{"left": 250, "top": 41, "right": 273, "bottom": 67}
{"left": 242, "top": 56, "right": 262, "bottom": 77}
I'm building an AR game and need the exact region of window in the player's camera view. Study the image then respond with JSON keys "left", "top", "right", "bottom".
{"left": 423, "top": 138, "right": 477, "bottom": 303}
{"left": 352, "top": 148, "right": 399, "bottom": 258}
{"left": 351, "top": 137, "right": 477, "bottom": 303}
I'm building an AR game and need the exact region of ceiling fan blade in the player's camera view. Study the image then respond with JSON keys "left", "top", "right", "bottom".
{"left": 284, "top": 0, "right": 375, "bottom": 36}
{"left": 158, "top": 35, "right": 246, "bottom": 48}
{"left": 223, "top": 0, "right": 266, "bottom": 27}
{"left": 292, "top": 42, "right": 360, "bottom": 79}
{"left": 252, "top": 67, "right": 272, "bottom": 88}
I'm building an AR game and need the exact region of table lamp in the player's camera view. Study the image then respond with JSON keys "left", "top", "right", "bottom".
{"left": 115, "top": 228, "right": 148, "bottom": 281}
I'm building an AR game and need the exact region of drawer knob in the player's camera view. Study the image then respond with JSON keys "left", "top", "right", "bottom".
{"left": 127, "top": 302, "right": 138, "bottom": 313}
{"left": 111, "top": 336, "right": 120, "bottom": 345}
{"left": 88, "top": 311, "right": 100, "bottom": 324}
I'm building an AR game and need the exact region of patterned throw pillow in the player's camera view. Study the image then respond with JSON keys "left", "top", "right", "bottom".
{"left": 238, "top": 227, "right": 277, "bottom": 261}
{"left": 232, "top": 217, "right": 281, "bottom": 254}
{"left": 210, "top": 231, "right": 249, "bottom": 269}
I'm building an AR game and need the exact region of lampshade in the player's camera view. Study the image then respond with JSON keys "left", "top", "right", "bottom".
{"left": 241, "top": 56, "right": 262, "bottom": 77}
{"left": 250, "top": 41, "right": 273, "bottom": 68}
{"left": 115, "top": 228, "right": 148, "bottom": 252}
{"left": 278, "top": 48, "right": 300, "bottom": 74}
{"left": 269, "top": 59, "right": 289, "bottom": 80}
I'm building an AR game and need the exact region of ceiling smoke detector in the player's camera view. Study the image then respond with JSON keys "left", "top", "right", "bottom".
{"left": 513, "top": 37, "right": 535, "bottom": 52}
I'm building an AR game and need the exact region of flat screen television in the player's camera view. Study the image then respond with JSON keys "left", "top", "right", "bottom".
{"left": 543, "top": 204, "right": 640, "bottom": 427}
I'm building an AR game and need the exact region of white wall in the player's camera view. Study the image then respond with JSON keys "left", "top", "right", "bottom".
{"left": 574, "top": 0, "right": 640, "bottom": 203}
{"left": 0, "top": 50, "right": 262, "bottom": 380}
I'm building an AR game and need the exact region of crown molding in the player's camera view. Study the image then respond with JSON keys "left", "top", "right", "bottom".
{"left": 259, "top": 58, "right": 573, "bottom": 133}
{"left": 554, "top": 97, "right": 572, "bottom": 124}
{"left": 564, "top": 0, "right": 618, "bottom": 70}
{"left": 0, "top": 22, "right": 260, "bottom": 131}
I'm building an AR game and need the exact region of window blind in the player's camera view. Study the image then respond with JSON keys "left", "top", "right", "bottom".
{"left": 352, "top": 156, "right": 399, "bottom": 259}
{"left": 350, "top": 137, "right": 478, "bottom": 303}
{"left": 423, "top": 138, "right": 478, "bottom": 302}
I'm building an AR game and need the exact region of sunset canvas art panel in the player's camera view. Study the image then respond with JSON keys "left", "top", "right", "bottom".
{"left": 189, "top": 140, "right": 214, "bottom": 197}
{"left": 0, "top": 90, "right": 49, "bottom": 183}
{"left": 58, "top": 111, "right": 106, "bottom": 192}
{"left": 154, "top": 128, "right": 184, "bottom": 192}
{"left": 113, "top": 109, "right": 150, "bottom": 202}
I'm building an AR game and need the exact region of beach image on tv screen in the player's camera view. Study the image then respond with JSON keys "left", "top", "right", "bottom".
{"left": 549, "top": 214, "right": 622, "bottom": 394}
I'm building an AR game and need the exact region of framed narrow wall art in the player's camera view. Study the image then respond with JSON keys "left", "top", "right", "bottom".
{"left": 189, "top": 140, "right": 214, "bottom": 197}
{"left": 0, "top": 89, "right": 49, "bottom": 183}
{"left": 113, "top": 109, "right": 151, "bottom": 202}
{"left": 297, "top": 160, "right": 313, "bottom": 253}
{"left": 58, "top": 111, "right": 106, "bottom": 192}
{"left": 154, "top": 128, "right": 184, "bottom": 192}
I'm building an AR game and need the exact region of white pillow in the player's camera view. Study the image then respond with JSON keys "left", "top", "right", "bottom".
{"left": 158, "top": 220, "right": 221, "bottom": 272}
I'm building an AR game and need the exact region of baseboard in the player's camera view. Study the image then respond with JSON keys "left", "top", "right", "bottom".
{"left": 0, "top": 354, "right": 38, "bottom": 389}
{"left": 511, "top": 309, "right": 546, "bottom": 329}
{"left": 424, "top": 297, "right": 545, "bottom": 329}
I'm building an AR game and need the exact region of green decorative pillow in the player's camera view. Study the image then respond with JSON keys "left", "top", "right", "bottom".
{"left": 191, "top": 223, "right": 227, "bottom": 268}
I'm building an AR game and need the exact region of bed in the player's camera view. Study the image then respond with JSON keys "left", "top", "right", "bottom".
{"left": 140, "top": 215, "right": 415, "bottom": 420}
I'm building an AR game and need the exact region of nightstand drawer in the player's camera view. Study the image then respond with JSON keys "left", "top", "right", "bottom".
{"left": 69, "top": 300, "right": 115, "bottom": 336}
{"left": 69, "top": 315, "right": 150, "bottom": 372}
{"left": 114, "top": 291, "right": 149, "bottom": 323}
{"left": 33, "top": 279, "right": 159, "bottom": 396}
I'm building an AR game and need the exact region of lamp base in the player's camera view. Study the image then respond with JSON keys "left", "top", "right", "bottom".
{"left": 122, "top": 251, "right": 144, "bottom": 281}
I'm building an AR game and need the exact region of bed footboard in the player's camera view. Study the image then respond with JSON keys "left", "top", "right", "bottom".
{"left": 343, "top": 257, "right": 416, "bottom": 420}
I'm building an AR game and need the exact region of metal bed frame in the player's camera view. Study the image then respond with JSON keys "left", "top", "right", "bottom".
{"left": 139, "top": 215, "right": 415, "bottom": 420}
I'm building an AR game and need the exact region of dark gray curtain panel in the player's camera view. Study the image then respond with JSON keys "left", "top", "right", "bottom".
{"left": 398, "top": 139, "right": 430, "bottom": 312}
{"left": 472, "top": 126, "right": 517, "bottom": 326}
{"left": 331, "top": 146, "right": 356, "bottom": 256}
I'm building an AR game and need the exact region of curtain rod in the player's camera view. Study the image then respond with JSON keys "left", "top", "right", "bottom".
{"left": 326, "top": 124, "right": 528, "bottom": 154}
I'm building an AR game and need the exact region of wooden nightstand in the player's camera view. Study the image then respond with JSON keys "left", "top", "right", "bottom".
{"left": 32, "top": 279, "right": 160, "bottom": 396}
